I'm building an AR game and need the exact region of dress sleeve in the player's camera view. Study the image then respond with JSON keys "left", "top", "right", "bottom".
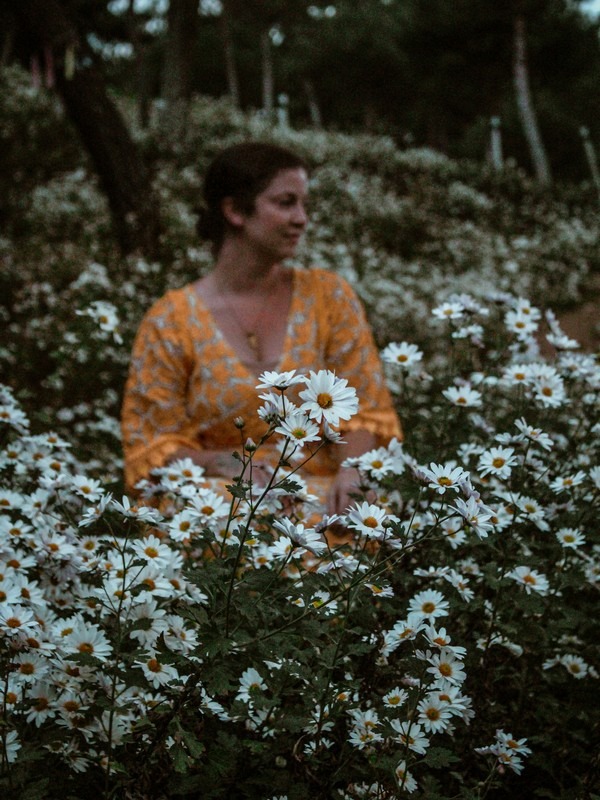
{"left": 121, "top": 291, "right": 201, "bottom": 491}
{"left": 320, "top": 272, "right": 402, "bottom": 443}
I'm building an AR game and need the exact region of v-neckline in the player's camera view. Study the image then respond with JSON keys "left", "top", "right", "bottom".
{"left": 189, "top": 267, "right": 299, "bottom": 379}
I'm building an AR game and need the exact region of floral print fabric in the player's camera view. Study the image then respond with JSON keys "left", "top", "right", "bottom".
{"left": 121, "top": 267, "right": 402, "bottom": 491}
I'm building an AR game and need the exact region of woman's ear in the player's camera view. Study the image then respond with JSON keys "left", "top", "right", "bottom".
{"left": 221, "top": 197, "right": 246, "bottom": 229}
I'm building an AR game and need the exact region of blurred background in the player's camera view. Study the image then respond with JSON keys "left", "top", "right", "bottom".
{"left": 1, "top": 0, "right": 599, "bottom": 451}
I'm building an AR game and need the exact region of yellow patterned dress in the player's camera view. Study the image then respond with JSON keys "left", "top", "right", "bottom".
{"left": 121, "top": 267, "right": 402, "bottom": 503}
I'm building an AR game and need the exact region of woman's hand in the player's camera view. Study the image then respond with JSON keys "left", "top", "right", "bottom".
{"left": 327, "top": 428, "right": 377, "bottom": 515}
{"left": 327, "top": 467, "right": 360, "bottom": 516}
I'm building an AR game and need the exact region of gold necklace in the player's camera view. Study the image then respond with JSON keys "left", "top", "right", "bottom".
{"left": 221, "top": 276, "right": 279, "bottom": 363}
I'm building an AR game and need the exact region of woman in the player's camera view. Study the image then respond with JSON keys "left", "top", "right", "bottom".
{"left": 121, "top": 142, "right": 401, "bottom": 514}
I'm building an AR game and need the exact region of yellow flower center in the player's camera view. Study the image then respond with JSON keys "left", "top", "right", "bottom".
{"left": 317, "top": 392, "right": 334, "bottom": 409}
{"left": 492, "top": 457, "right": 506, "bottom": 468}
{"left": 363, "top": 516, "right": 379, "bottom": 528}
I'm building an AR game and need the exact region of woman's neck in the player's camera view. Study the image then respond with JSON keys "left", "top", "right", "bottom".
{"left": 211, "top": 240, "right": 283, "bottom": 294}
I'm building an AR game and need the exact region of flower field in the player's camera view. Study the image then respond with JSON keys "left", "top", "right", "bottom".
{"left": 1, "top": 67, "right": 599, "bottom": 799}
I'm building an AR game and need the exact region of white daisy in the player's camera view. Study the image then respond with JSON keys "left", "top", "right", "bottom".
{"left": 555, "top": 527, "right": 586, "bottom": 549}
{"left": 346, "top": 501, "right": 389, "bottom": 539}
{"left": 382, "top": 687, "right": 408, "bottom": 709}
{"left": 408, "top": 590, "right": 450, "bottom": 621}
{"left": 426, "top": 648, "right": 467, "bottom": 686}
{"left": 272, "top": 518, "right": 328, "bottom": 555}
{"left": 506, "top": 566, "right": 550, "bottom": 595}
{"left": 422, "top": 462, "right": 468, "bottom": 494}
{"left": 381, "top": 342, "right": 423, "bottom": 370}
{"left": 256, "top": 369, "right": 306, "bottom": 391}
{"left": 298, "top": 370, "right": 359, "bottom": 426}
{"left": 237, "top": 667, "right": 267, "bottom": 703}
{"left": 390, "top": 720, "right": 430, "bottom": 755}
{"left": 395, "top": 760, "right": 418, "bottom": 793}
{"left": 514, "top": 418, "right": 553, "bottom": 450}
{"left": 442, "top": 385, "right": 482, "bottom": 407}
{"left": 416, "top": 695, "right": 453, "bottom": 733}
{"left": 275, "top": 410, "right": 321, "bottom": 446}
{"left": 135, "top": 655, "right": 181, "bottom": 688}
{"left": 432, "top": 301, "right": 465, "bottom": 320}
{"left": 478, "top": 447, "right": 518, "bottom": 480}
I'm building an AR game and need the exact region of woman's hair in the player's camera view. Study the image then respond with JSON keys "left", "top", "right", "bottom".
{"left": 197, "top": 141, "right": 308, "bottom": 251}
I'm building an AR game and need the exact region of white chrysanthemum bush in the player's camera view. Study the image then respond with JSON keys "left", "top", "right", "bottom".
{"left": 1, "top": 67, "right": 599, "bottom": 798}
{"left": 2, "top": 290, "right": 599, "bottom": 799}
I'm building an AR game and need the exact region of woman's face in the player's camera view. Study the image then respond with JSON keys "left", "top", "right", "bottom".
{"left": 236, "top": 167, "right": 309, "bottom": 262}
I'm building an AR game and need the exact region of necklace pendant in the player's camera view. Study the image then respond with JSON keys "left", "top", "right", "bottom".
{"left": 247, "top": 331, "right": 260, "bottom": 360}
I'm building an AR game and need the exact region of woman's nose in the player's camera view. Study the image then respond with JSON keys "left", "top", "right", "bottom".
{"left": 293, "top": 202, "right": 309, "bottom": 226}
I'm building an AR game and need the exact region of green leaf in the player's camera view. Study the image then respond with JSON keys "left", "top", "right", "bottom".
{"left": 171, "top": 742, "right": 190, "bottom": 774}
{"left": 424, "top": 746, "right": 460, "bottom": 768}
{"left": 225, "top": 483, "right": 247, "bottom": 499}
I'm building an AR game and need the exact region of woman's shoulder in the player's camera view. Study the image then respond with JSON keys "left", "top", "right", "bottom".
{"left": 143, "top": 284, "right": 197, "bottom": 321}
{"left": 296, "top": 266, "right": 353, "bottom": 293}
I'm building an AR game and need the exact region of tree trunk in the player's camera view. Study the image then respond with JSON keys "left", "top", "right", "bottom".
{"left": 125, "top": 0, "right": 153, "bottom": 129}
{"left": 303, "top": 78, "right": 322, "bottom": 128}
{"left": 220, "top": 0, "right": 240, "bottom": 107}
{"left": 160, "top": 0, "right": 199, "bottom": 140}
{"left": 57, "top": 63, "right": 162, "bottom": 257}
{"left": 0, "top": 6, "right": 15, "bottom": 66}
{"left": 260, "top": 30, "right": 274, "bottom": 115}
{"left": 513, "top": 13, "right": 552, "bottom": 186}
{"left": 8, "top": 0, "right": 162, "bottom": 258}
